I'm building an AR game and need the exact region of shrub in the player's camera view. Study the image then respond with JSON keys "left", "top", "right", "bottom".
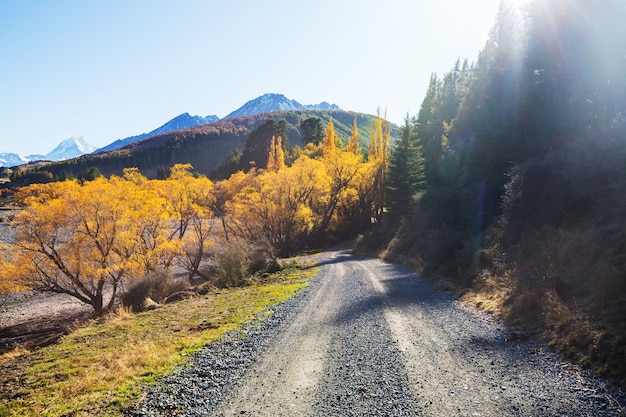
{"left": 121, "top": 269, "right": 188, "bottom": 312}
{"left": 213, "top": 242, "right": 251, "bottom": 288}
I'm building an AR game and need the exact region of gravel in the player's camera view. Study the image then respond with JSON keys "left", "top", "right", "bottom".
{"left": 126, "top": 250, "right": 626, "bottom": 417}
{"left": 125, "top": 269, "right": 322, "bottom": 417}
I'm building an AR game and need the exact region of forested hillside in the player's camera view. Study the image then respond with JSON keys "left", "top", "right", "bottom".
{"left": 359, "top": 0, "right": 626, "bottom": 382}
{"left": 7, "top": 110, "right": 386, "bottom": 185}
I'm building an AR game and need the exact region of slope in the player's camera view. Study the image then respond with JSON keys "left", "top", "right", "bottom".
{"left": 8, "top": 110, "right": 391, "bottom": 185}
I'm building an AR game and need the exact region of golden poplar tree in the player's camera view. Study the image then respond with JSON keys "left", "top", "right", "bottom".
{"left": 367, "top": 110, "right": 391, "bottom": 222}
{"left": 347, "top": 117, "right": 360, "bottom": 155}
{"left": 323, "top": 117, "right": 336, "bottom": 156}
{"left": 275, "top": 135, "right": 285, "bottom": 171}
{"left": 267, "top": 136, "right": 277, "bottom": 172}
{"left": 267, "top": 135, "right": 286, "bottom": 172}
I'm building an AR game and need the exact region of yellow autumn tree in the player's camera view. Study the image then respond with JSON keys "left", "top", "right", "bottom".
{"left": 212, "top": 169, "right": 258, "bottom": 242}
{"left": 346, "top": 117, "right": 360, "bottom": 155}
{"left": 323, "top": 117, "right": 337, "bottom": 156}
{"left": 144, "top": 164, "right": 216, "bottom": 280}
{"left": 311, "top": 149, "right": 363, "bottom": 239}
{"left": 266, "top": 135, "right": 286, "bottom": 172}
{"left": 368, "top": 110, "right": 391, "bottom": 222}
{"left": 275, "top": 136, "right": 285, "bottom": 171}
{"left": 228, "top": 156, "right": 326, "bottom": 256}
{"left": 5, "top": 177, "right": 157, "bottom": 314}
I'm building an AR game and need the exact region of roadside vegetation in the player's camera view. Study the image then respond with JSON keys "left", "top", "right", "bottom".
{"left": 0, "top": 262, "right": 316, "bottom": 417}
{"left": 356, "top": 0, "right": 626, "bottom": 386}
{"left": 0, "top": 113, "right": 390, "bottom": 415}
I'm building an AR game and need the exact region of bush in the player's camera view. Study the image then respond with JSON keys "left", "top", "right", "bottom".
{"left": 121, "top": 269, "right": 188, "bottom": 312}
{"left": 213, "top": 242, "right": 251, "bottom": 287}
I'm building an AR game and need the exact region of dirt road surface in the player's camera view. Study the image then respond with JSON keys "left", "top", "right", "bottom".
{"left": 132, "top": 250, "right": 624, "bottom": 416}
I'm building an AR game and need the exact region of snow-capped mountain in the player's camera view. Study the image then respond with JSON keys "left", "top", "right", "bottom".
{"left": 0, "top": 137, "right": 96, "bottom": 167}
{"left": 24, "top": 154, "right": 47, "bottom": 161}
{"left": 45, "top": 137, "right": 97, "bottom": 162}
{"left": 0, "top": 94, "right": 340, "bottom": 166}
{"left": 0, "top": 152, "right": 27, "bottom": 167}
{"left": 223, "top": 93, "right": 340, "bottom": 120}
{"left": 95, "top": 112, "right": 218, "bottom": 153}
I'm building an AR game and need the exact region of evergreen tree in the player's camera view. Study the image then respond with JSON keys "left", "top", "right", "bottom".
{"left": 240, "top": 120, "right": 288, "bottom": 170}
{"left": 300, "top": 117, "right": 324, "bottom": 145}
{"left": 385, "top": 116, "right": 425, "bottom": 222}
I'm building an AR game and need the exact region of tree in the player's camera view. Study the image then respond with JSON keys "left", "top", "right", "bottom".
{"left": 4, "top": 178, "right": 158, "bottom": 314}
{"left": 240, "top": 120, "right": 288, "bottom": 170}
{"left": 385, "top": 116, "right": 426, "bottom": 221}
{"left": 367, "top": 111, "right": 391, "bottom": 222}
{"left": 323, "top": 117, "right": 337, "bottom": 156}
{"left": 266, "top": 136, "right": 285, "bottom": 172}
{"left": 300, "top": 117, "right": 324, "bottom": 145}
{"left": 346, "top": 117, "right": 360, "bottom": 155}
{"left": 228, "top": 156, "right": 325, "bottom": 256}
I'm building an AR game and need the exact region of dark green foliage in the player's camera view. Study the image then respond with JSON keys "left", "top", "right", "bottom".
{"left": 77, "top": 167, "right": 101, "bottom": 183}
{"left": 300, "top": 117, "right": 324, "bottom": 145}
{"left": 239, "top": 119, "right": 288, "bottom": 171}
{"left": 384, "top": 116, "right": 425, "bottom": 221}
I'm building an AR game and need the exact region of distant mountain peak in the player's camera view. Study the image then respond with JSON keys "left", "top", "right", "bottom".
{"left": 223, "top": 93, "right": 341, "bottom": 120}
{"left": 94, "top": 112, "right": 219, "bottom": 153}
{"left": 45, "top": 136, "right": 97, "bottom": 162}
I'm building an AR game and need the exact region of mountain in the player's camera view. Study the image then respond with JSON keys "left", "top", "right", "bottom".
{"left": 10, "top": 110, "right": 392, "bottom": 185}
{"left": 45, "top": 137, "right": 97, "bottom": 162}
{"left": 0, "top": 152, "right": 27, "bottom": 167}
{"left": 223, "top": 94, "right": 340, "bottom": 120}
{"left": 0, "top": 137, "right": 96, "bottom": 168}
{"left": 24, "top": 154, "right": 47, "bottom": 161}
{"left": 95, "top": 113, "right": 219, "bottom": 153}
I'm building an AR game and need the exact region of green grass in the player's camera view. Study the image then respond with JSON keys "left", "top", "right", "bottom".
{"left": 0, "top": 263, "right": 318, "bottom": 417}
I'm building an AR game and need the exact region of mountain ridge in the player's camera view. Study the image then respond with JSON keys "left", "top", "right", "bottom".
{"left": 0, "top": 137, "right": 96, "bottom": 167}
{"left": 224, "top": 93, "right": 340, "bottom": 120}
{"left": 7, "top": 109, "right": 391, "bottom": 185}
{"left": 0, "top": 94, "right": 341, "bottom": 167}
{"left": 94, "top": 113, "right": 219, "bottom": 154}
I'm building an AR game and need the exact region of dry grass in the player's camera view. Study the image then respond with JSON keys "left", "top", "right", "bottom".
{"left": 0, "top": 347, "right": 29, "bottom": 361}
{"left": 0, "top": 262, "right": 317, "bottom": 417}
{"left": 462, "top": 270, "right": 513, "bottom": 316}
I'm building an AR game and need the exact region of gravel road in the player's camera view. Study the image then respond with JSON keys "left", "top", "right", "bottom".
{"left": 128, "top": 249, "right": 625, "bottom": 416}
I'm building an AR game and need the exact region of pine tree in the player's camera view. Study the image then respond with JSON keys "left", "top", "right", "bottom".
{"left": 385, "top": 116, "right": 426, "bottom": 222}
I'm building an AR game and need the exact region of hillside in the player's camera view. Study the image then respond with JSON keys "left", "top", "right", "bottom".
{"left": 356, "top": 0, "right": 626, "bottom": 384}
{"left": 8, "top": 110, "right": 392, "bottom": 185}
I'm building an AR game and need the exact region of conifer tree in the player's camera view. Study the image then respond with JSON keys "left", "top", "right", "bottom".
{"left": 385, "top": 116, "right": 426, "bottom": 222}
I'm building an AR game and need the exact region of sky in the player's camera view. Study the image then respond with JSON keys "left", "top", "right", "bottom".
{"left": 0, "top": 0, "right": 501, "bottom": 156}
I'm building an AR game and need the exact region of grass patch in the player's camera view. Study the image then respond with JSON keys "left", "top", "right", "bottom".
{"left": 0, "top": 262, "right": 318, "bottom": 417}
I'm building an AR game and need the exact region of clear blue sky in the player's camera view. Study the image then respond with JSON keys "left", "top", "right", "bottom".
{"left": 0, "top": 0, "right": 500, "bottom": 156}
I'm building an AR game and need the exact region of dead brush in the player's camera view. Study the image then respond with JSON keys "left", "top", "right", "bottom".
{"left": 109, "top": 304, "right": 133, "bottom": 326}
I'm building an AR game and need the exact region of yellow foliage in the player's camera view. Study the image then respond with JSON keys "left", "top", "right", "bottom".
{"left": 346, "top": 116, "right": 360, "bottom": 155}
{"left": 323, "top": 117, "right": 337, "bottom": 156}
